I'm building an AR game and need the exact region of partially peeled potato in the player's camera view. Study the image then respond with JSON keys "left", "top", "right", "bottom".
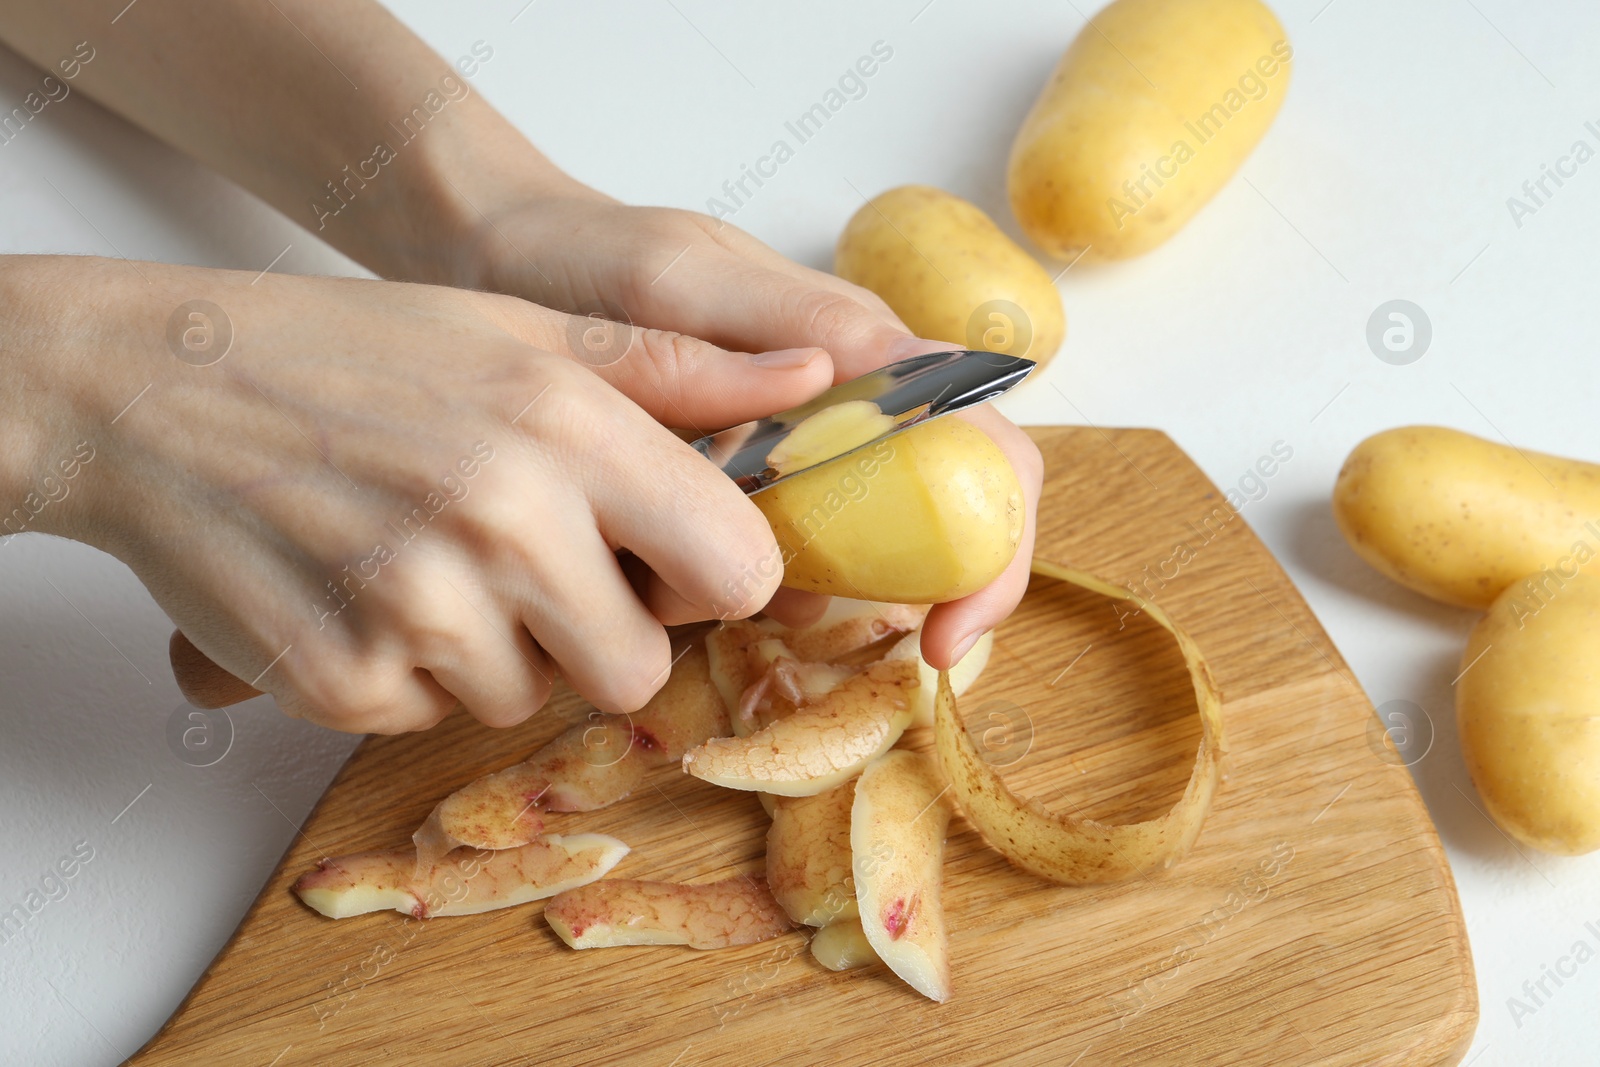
{"left": 756, "top": 415, "right": 1024, "bottom": 603}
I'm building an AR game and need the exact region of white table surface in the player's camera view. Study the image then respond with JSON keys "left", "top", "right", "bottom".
{"left": 2, "top": 1, "right": 1595, "bottom": 1063}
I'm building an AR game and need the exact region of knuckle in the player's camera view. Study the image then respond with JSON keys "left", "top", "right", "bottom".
{"left": 441, "top": 485, "right": 559, "bottom": 580}
{"left": 511, "top": 355, "right": 585, "bottom": 418}
{"left": 403, "top": 609, "right": 474, "bottom": 670}
{"left": 645, "top": 206, "right": 706, "bottom": 242}
{"left": 790, "top": 289, "right": 881, "bottom": 348}
{"left": 584, "top": 633, "right": 671, "bottom": 713}
{"left": 716, "top": 556, "right": 784, "bottom": 620}
{"left": 292, "top": 654, "right": 410, "bottom": 731}
{"left": 634, "top": 329, "right": 704, "bottom": 399}
{"left": 513, "top": 673, "right": 555, "bottom": 720}
{"left": 501, "top": 360, "right": 607, "bottom": 454}
{"left": 442, "top": 492, "right": 519, "bottom": 564}
{"left": 364, "top": 700, "right": 451, "bottom": 736}
{"left": 475, "top": 291, "right": 564, "bottom": 349}
{"left": 848, "top": 284, "right": 903, "bottom": 326}
{"left": 692, "top": 529, "right": 785, "bottom": 622}
{"left": 681, "top": 208, "right": 756, "bottom": 253}
{"left": 318, "top": 692, "right": 397, "bottom": 732}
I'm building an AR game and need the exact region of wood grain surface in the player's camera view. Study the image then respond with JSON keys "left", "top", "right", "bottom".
{"left": 129, "top": 426, "right": 1478, "bottom": 1067}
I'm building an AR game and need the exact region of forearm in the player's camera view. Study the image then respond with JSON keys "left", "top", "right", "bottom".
{"left": 0, "top": 1, "right": 591, "bottom": 282}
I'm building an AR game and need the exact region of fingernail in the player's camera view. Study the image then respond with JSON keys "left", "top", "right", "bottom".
{"left": 749, "top": 347, "right": 822, "bottom": 369}
{"left": 950, "top": 629, "right": 985, "bottom": 664}
{"left": 886, "top": 335, "right": 961, "bottom": 362}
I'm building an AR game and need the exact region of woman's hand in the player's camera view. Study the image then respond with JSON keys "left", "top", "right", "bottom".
{"left": 2, "top": 255, "right": 834, "bottom": 733}
{"left": 0, "top": 0, "right": 1044, "bottom": 671}
{"left": 434, "top": 194, "right": 1046, "bottom": 670}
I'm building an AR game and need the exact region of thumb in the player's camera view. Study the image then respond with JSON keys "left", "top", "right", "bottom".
{"left": 486, "top": 295, "right": 836, "bottom": 431}
{"left": 656, "top": 260, "right": 931, "bottom": 386}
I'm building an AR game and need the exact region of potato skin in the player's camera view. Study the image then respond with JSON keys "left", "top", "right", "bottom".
{"left": 755, "top": 417, "right": 1023, "bottom": 603}
{"left": 1333, "top": 426, "right": 1600, "bottom": 609}
{"left": 767, "top": 782, "right": 858, "bottom": 926}
{"left": 1457, "top": 573, "right": 1600, "bottom": 856}
{"left": 834, "top": 185, "right": 1065, "bottom": 368}
{"left": 1007, "top": 0, "right": 1291, "bottom": 259}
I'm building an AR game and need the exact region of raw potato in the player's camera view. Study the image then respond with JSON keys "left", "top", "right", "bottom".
{"left": 1008, "top": 0, "right": 1292, "bottom": 259}
{"left": 293, "top": 835, "right": 629, "bottom": 920}
{"left": 1457, "top": 572, "right": 1600, "bottom": 856}
{"left": 767, "top": 400, "right": 898, "bottom": 474}
{"left": 834, "top": 185, "right": 1066, "bottom": 367}
{"left": 756, "top": 417, "right": 1024, "bottom": 603}
{"left": 1335, "top": 426, "right": 1600, "bottom": 609}
{"left": 851, "top": 751, "right": 953, "bottom": 1003}
{"left": 544, "top": 876, "right": 793, "bottom": 950}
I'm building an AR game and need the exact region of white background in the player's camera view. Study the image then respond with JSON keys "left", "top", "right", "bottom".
{"left": 1, "top": 0, "right": 1596, "bottom": 1063}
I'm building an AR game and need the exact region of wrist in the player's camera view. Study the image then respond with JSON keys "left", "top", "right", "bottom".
{"left": 0, "top": 256, "right": 154, "bottom": 543}
{"left": 342, "top": 100, "right": 608, "bottom": 291}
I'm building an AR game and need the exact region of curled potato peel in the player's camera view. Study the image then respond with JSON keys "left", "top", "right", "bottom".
{"left": 934, "top": 558, "right": 1225, "bottom": 883}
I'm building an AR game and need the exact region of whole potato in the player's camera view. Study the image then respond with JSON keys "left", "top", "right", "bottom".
{"left": 1457, "top": 572, "right": 1600, "bottom": 856}
{"left": 1008, "top": 0, "right": 1292, "bottom": 259}
{"left": 1333, "top": 426, "right": 1600, "bottom": 609}
{"left": 756, "top": 416, "right": 1023, "bottom": 603}
{"left": 834, "top": 185, "right": 1065, "bottom": 367}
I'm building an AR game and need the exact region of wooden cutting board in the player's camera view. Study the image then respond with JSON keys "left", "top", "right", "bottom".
{"left": 129, "top": 427, "right": 1477, "bottom": 1067}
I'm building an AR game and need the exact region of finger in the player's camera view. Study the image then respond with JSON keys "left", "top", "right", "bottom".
{"left": 483, "top": 297, "right": 836, "bottom": 431}
{"left": 691, "top": 217, "right": 912, "bottom": 333}
{"left": 158, "top": 567, "right": 456, "bottom": 733}
{"left": 519, "top": 506, "right": 673, "bottom": 715}
{"left": 644, "top": 257, "right": 926, "bottom": 384}
{"left": 919, "top": 406, "right": 1044, "bottom": 670}
{"left": 416, "top": 595, "right": 556, "bottom": 729}
{"left": 275, "top": 649, "right": 460, "bottom": 735}
{"left": 587, "top": 421, "right": 785, "bottom": 625}
{"left": 617, "top": 547, "right": 707, "bottom": 630}
{"left": 633, "top": 566, "right": 710, "bottom": 627}
{"left": 619, "top": 506, "right": 826, "bottom": 629}
{"left": 761, "top": 587, "right": 831, "bottom": 629}
{"left": 632, "top": 568, "right": 829, "bottom": 629}
{"left": 595, "top": 328, "right": 833, "bottom": 432}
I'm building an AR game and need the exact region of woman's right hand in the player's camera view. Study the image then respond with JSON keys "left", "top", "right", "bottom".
{"left": 2, "top": 256, "right": 834, "bottom": 733}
